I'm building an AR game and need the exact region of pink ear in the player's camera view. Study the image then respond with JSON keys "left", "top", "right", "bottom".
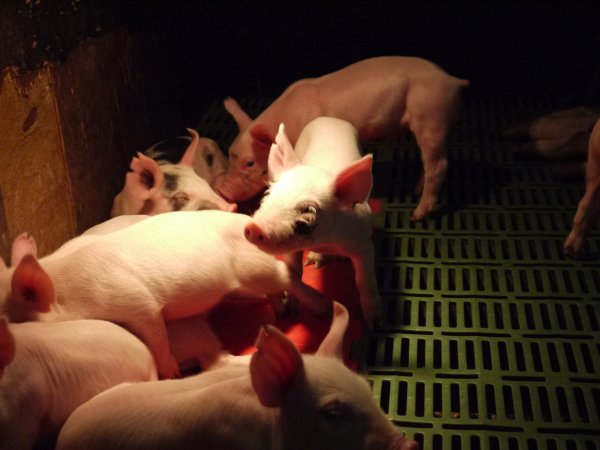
{"left": 267, "top": 123, "right": 299, "bottom": 180}
{"left": 334, "top": 154, "right": 373, "bottom": 206}
{"left": 179, "top": 128, "right": 199, "bottom": 168}
{"left": 315, "top": 302, "right": 349, "bottom": 359}
{"left": 11, "top": 233, "right": 38, "bottom": 267}
{"left": 127, "top": 152, "right": 164, "bottom": 198}
{"left": 250, "top": 325, "right": 304, "bottom": 407}
{"left": 11, "top": 254, "right": 55, "bottom": 313}
{"left": 224, "top": 97, "right": 253, "bottom": 129}
{"left": 250, "top": 124, "right": 274, "bottom": 153}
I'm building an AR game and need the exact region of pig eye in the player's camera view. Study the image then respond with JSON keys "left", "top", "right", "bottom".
{"left": 298, "top": 203, "right": 318, "bottom": 216}
{"left": 320, "top": 401, "right": 354, "bottom": 423}
{"left": 170, "top": 193, "right": 190, "bottom": 211}
{"left": 246, "top": 160, "right": 255, "bottom": 168}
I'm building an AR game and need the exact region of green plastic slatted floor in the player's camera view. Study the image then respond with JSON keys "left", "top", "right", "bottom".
{"left": 198, "top": 97, "right": 600, "bottom": 450}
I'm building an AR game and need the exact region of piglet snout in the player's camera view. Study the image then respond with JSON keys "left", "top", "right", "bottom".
{"left": 244, "top": 222, "right": 266, "bottom": 244}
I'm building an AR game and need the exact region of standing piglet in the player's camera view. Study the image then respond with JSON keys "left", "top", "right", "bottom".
{"left": 9, "top": 224, "right": 227, "bottom": 373}
{"left": 218, "top": 56, "right": 469, "bottom": 220}
{"left": 111, "top": 128, "right": 235, "bottom": 216}
{"left": 0, "top": 317, "right": 156, "bottom": 450}
{"left": 0, "top": 211, "right": 331, "bottom": 379}
{"left": 56, "top": 302, "right": 419, "bottom": 450}
{"left": 244, "top": 117, "right": 381, "bottom": 326}
{"left": 564, "top": 118, "right": 600, "bottom": 257}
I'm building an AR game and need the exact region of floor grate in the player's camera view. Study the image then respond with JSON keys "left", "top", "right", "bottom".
{"left": 198, "top": 96, "right": 600, "bottom": 450}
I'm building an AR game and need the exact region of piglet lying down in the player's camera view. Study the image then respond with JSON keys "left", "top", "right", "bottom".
{"left": 57, "top": 303, "right": 419, "bottom": 450}
{"left": 0, "top": 318, "right": 156, "bottom": 450}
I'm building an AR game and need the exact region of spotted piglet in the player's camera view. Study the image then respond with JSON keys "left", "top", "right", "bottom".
{"left": 111, "top": 128, "right": 235, "bottom": 216}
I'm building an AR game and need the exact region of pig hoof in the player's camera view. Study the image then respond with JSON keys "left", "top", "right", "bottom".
{"left": 563, "top": 236, "right": 585, "bottom": 259}
{"left": 305, "top": 251, "right": 327, "bottom": 269}
{"left": 410, "top": 209, "right": 427, "bottom": 222}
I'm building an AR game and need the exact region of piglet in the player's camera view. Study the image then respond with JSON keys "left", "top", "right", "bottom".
{"left": 563, "top": 117, "right": 600, "bottom": 258}
{"left": 217, "top": 56, "right": 469, "bottom": 220}
{"left": 0, "top": 211, "right": 331, "bottom": 379}
{"left": 0, "top": 316, "right": 156, "bottom": 450}
{"left": 144, "top": 132, "right": 228, "bottom": 188}
{"left": 56, "top": 302, "right": 419, "bottom": 450}
{"left": 111, "top": 128, "right": 235, "bottom": 216}
{"left": 504, "top": 107, "right": 600, "bottom": 161}
{"left": 9, "top": 224, "right": 227, "bottom": 373}
{"left": 244, "top": 118, "right": 381, "bottom": 326}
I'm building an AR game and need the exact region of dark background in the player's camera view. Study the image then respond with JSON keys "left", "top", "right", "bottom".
{"left": 1, "top": 1, "right": 600, "bottom": 127}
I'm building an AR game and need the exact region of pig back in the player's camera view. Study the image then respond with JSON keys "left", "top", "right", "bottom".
{"left": 295, "top": 117, "right": 363, "bottom": 174}
{"left": 56, "top": 363, "right": 274, "bottom": 450}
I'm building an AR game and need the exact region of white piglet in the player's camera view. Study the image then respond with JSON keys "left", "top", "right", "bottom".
{"left": 9, "top": 216, "right": 227, "bottom": 372}
{"left": 244, "top": 117, "right": 381, "bottom": 326}
{"left": 0, "top": 211, "right": 331, "bottom": 379}
{"left": 56, "top": 302, "right": 419, "bottom": 450}
{"left": 0, "top": 317, "right": 156, "bottom": 450}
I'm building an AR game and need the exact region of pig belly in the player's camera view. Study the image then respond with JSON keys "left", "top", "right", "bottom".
{"left": 160, "top": 293, "right": 223, "bottom": 321}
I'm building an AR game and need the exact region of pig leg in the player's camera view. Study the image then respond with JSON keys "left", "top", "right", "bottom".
{"left": 349, "top": 244, "right": 382, "bottom": 327}
{"left": 410, "top": 122, "right": 449, "bottom": 221}
{"left": 279, "top": 263, "right": 332, "bottom": 317}
{"left": 563, "top": 162, "right": 600, "bottom": 258}
{"left": 126, "top": 313, "right": 180, "bottom": 379}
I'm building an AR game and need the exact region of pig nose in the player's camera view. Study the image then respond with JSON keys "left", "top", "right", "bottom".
{"left": 244, "top": 222, "right": 266, "bottom": 244}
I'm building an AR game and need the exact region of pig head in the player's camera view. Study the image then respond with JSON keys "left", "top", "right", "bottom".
{"left": 0, "top": 316, "right": 156, "bottom": 450}
{"left": 57, "top": 302, "right": 419, "bottom": 450}
{"left": 564, "top": 117, "right": 600, "bottom": 258}
{"left": 111, "top": 128, "right": 235, "bottom": 216}
{"left": 244, "top": 119, "right": 382, "bottom": 326}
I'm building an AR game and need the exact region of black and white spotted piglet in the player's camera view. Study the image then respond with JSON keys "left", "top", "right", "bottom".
{"left": 111, "top": 128, "right": 235, "bottom": 216}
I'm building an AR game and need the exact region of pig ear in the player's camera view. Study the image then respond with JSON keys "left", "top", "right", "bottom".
{"left": 0, "top": 318, "right": 16, "bottom": 374}
{"left": 334, "top": 154, "right": 373, "bottom": 207}
{"left": 267, "top": 123, "right": 299, "bottom": 181}
{"left": 127, "top": 152, "right": 164, "bottom": 198}
{"left": 11, "top": 254, "right": 54, "bottom": 313}
{"left": 316, "top": 302, "right": 349, "bottom": 359}
{"left": 250, "top": 324, "right": 304, "bottom": 407}
{"left": 11, "top": 233, "right": 38, "bottom": 267}
{"left": 250, "top": 124, "right": 275, "bottom": 154}
{"left": 178, "top": 128, "right": 199, "bottom": 168}
{"left": 224, "top": 97, "right": 253, "bottom": 129}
